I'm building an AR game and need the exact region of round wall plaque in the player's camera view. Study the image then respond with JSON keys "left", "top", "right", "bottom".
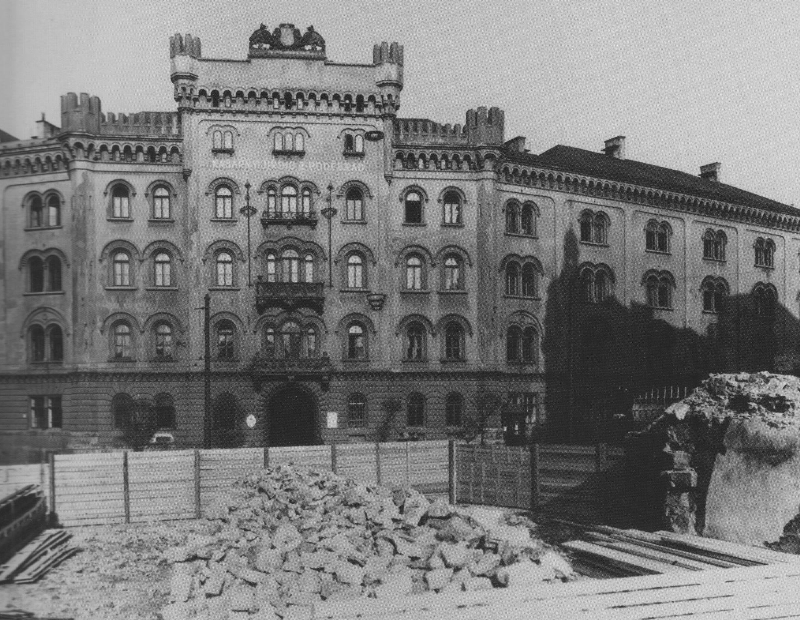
{"left": 365, "top": 130, "right": 384, "bottom": 141}
{"left": 246, "top": 414, "right": 257, "bottom": 428}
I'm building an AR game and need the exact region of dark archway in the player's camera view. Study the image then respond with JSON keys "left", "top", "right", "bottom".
{"left": 267, "top": 384, "right": 318, "bottom": 446}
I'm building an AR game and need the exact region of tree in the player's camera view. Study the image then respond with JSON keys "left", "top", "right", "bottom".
{"left": 458, "top": 391, "right": 502, "bottom": 445}
{"left": 376, "top": 398, "right": 402, "bottom": 443}
{"left": 119, "top": 397, "right": 158, "bottom": 451}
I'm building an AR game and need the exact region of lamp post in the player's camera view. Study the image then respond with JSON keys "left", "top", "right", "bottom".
{"left": 320, "top": 182, "right": 337, "bottom": 288}
{"left": 240, "top": 181, "right": 256, "bottom": 287}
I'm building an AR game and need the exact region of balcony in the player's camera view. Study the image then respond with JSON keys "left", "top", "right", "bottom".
{"left": 255, "top": 280, "right": 325, "bottom": 314}
{"left": 260, "top": 210, "right": 318, "bottom": 229}
{"left": 246, "top": 351, "right": 332, "bottom": 389}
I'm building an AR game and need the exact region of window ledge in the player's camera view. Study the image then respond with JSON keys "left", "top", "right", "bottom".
{"left": 210, "top": 217, "right": 238, "bottom": 223}
{"left": 342, "top": 358, "right": 370, "bottom": 363}
{"left": 402, "top": 359, "right": 429, "bottom": 364}
{"left": 438, "top": 289, "right": 467, "bottom": 295}
{"left": 107, "top": 217, "right": 134, "bottom": 222}
{"left": 702, "top": 309, "right": 720, "bottom": 315}
{"left": 645, "top": 249, "right": 671, "bottom": 256}
{"left": 580, "top": 240, "right": 609, "bottom": 248}
{"left": 400, "top": 289, "right": 430, "bottom": 294}
{"left": 24, "top": 226, "right": 63, "bottom": 232}
{"left": 105, "top": 286, "right": 137, "bottom": 291}
{"left": 343, "top": 151, "right": 365, "bottom": 158}
{"left": 23, "top": 291, "right": 65, "bottom": 296}
{"left": 402, "top": 222, "right": 427, "bottom": 227}
{"left": 213, "top": 358, "right": 240, "bottom": 364}
{"left": 702, "top": 257, "right": 726, "bottom": 264}
{"left": 273, "top": 150, "right": 305, "bottom": 157}
{"left": 341, "top": 220, "right": 368, "bottom": 225}
{"left": 109, "top": 357, "right": 136, "bottom": 363}
{"left": 505, "top": 232, "right": 537, "bottom": 239}
{"left": 151, "top": 357, "right": 176, "bottom": 363}
{"left": 647, "top": 306, "right": 674, "bottom": 312}
{"left": 441, "top": 222, "right": 465, "bottom": 228}
{"left": 507, "top": 361, "right": 538, "bottom": 367}
{"left": 212, "top": 148, "right": 234, "bottom": 155}
{"left": 504, "top": 294, "right": 541, "bottom": 301}
{"left": 208, "top": 286, "right": 241, "bottom": 291}
{"left": 340, "top": 288, "right": 368, "bottom": 293}
{"left": 145, "top": 286, "right": 179, "bottom": 291}
{"left": 30, "top": 361, "right": 64, "bottom": 367}
{"left": 148, "top": 218, "right": 175, "bottom": 224}
{"left": 755, "top": 264, "right": 775, "bottom": 270}
{"left": 440, "top": 358, "right": 467, "bottom": 364}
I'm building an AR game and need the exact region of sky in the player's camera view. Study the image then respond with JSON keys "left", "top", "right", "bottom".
{"left": 1, "top": 0, "right": 799, "bottom": 206}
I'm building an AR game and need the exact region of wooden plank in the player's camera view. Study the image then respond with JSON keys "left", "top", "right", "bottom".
{"left": 563, "top": 540, "right": 690, "bottom": 574}
{"left": 656, "top": 531, "right": 800, "bottom": 565}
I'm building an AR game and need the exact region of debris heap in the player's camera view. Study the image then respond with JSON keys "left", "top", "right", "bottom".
{"left": 161, "top": 465, "right": 574, "bottom": 620}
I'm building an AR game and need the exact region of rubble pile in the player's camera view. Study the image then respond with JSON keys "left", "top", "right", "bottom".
{"left": 626, "top": 372, "right": 800, "bottom": 543}
{"left": 160, "top": 465, "right": 575, "bottom": 620}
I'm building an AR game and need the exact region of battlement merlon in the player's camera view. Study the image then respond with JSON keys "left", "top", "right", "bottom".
{"left": 393, "top": 107, "right": 505, "bottom": 147}
{"left": 466, "top": 106, "right": 505, "bottom": 146}
{"left": 61, "top": 92, "right": 102, "bottom": 134}
{"left": 170, "top": 33, "right": 201, "bottom": 87}
{"left": 373, "top": 42, "right": 404, "bottom": 90}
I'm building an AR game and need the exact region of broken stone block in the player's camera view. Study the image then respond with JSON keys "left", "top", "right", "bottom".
{"left": 334, "top": 560, "right": 365, "bottom": 586}
{"left": 427, "top": 499, "right": 452, "bottom": 519}
{"left": 203, "top": 570, "right": 225, "bottom": 597}
{"left": 375, "top": 571, "right": 413, "bottom": 598}
{"left": 402, "top": 495, "right": 431, "bottom": 527}
{"left": 164, "top": 546, "right": 194, "bottom": 564}
{"left": 424, "top": 568, "right": 453, "bottom": 591}
{"left": 439, "top": 543, "right": 470, "bottom": 569}
{"left": 228, "top": 583, "right": 255, "bottom": 611}
{"left": 436, "top": 516, "right": 483, "bottom": 544}
{"left": 297, "top": 570, "right": 321, "bottom": 594}
{"left": 250, "top": 609, "right": 280, "bottom": 620}
{"left": 496, "top": 560, "right": 555, "bottom": 587}
{"left": 538, "top": 551, "right": 574, "bottom": 579}
{"left": 160, "top": 602, "right": 191, "bottom": 620}
{"left": 463, "top": 576, "right": 492, "bottom": 591}
{"left": 284, "top": 604, "right": 313, "bottom": 620}
{"left": 470, "top": 552, "right": 501, "bottom": 576}
{"left": 273, "top": 524, "right": 302, "bottom": 553}
{"left": 255, "top": 549, "right": 284, "bottom": 573}
{"left": 169, "top": 568, "right": 194, "bottom": 603}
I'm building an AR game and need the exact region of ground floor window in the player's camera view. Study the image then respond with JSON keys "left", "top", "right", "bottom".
{"left": 508, "top": 392, "right": 541, "bottom": 425}
{"left": 30, "top": 395, "right": 62, "bottom": 429}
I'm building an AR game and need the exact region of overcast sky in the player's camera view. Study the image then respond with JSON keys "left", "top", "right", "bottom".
{"left": 2, "top": 0, "right": 799, "bottom": 206}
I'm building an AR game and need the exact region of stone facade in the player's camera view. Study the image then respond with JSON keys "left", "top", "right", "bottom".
{"left": 2, "top": 24, "right": 799, "bottom": 459}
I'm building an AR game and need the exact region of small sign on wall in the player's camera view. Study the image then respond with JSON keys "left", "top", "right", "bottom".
{"left": 326, "top": 411, "right": 338, "bottom": 429}
{"left": 246, "top": 414, "right": 257, "bottom": 429}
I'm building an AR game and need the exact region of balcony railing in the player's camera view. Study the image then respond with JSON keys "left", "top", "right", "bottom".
{"left": 255, "top": 280, "right": 325, "bottom": 313}
{"left": 246, "top": 351, "right": 332, "bottom": 390}
{"left": 260, "top": 210, "right": 318, "bottom": 229}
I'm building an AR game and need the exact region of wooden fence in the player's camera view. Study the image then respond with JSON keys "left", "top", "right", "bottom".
{"left": 453, "top": 442, "right": 626, "bottom": 521}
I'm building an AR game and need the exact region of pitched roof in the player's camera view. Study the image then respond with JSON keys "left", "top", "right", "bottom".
{"left": 0, "top": 129, "right": 20, "bottom": 143}
{"left": 511, "top": 144, "right": 798, "bottom": 217}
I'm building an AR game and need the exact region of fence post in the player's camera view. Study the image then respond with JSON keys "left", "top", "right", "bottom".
{"left": 448, "top": 440, "right": 456, "bottom": 505}
{"left": 48, "top": 452, "right": 56, "bottom": 518}
{"left": 375, "top": 442, "right": 382, "bottom": 486}
{"left": 122, "top": 451, "right": 130, "bottom": 524}
{"left": 194, "top": 449, "right": 201, "bottom": 519}
{"left": 331, "top": 442, "right": 338, "bottom": 475}
{"left": 529, "top": 441, "right": 540, "bottom": 512}
{"left": 595, "top": 442, "right": 608, "bottom": 471}
{"left": 263, "top": 446, "right": 269, "bottom": 470}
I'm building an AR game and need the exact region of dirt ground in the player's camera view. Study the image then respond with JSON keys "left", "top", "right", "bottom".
{"left": 2, "top": 520, "right": 216, "bottom": 620}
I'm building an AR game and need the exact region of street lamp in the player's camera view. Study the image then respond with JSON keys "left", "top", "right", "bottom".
{"left": 320, "top": 182, "right": 337, "bottom": 288}
{"left": 239, "top": 181, "right": 257, "bottom": 287}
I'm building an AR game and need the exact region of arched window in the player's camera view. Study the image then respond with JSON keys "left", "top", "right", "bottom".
{"left": 301, "top": 188, "right": 312, "bottom": 215}
{"left": 112, "top": 251, "right": 131, "bottom": 286}
{"left": 267, "top": 187, "right": 278, "bottom": 215}
{"left": 216, "top": 252, "right": 233, "bottom": 287}
{"left": 279, "top": 321, "right": 302, "bottom": 358}
{"left": 646, "top": 220, "right": 670, "bottom": 253}
{"left": 348, "top": 393, "right": 367, "bottom": 426}
{"left": 344, "top": 134, "right": 354, "bottom": 152}
{"left": 593, "top": 213, "right": 608, "bottom": 245}
{"left": 112, "top": 393, "right": 135, "bottom": 429}
{"left": 345, "top": 188, "right": 364, "bottom": 221}
{"left": 29, "top": 256, "right": 45, "bottom": 292}
{"left": 303, "top": 253, "right": 314, "bottom": 283}
{"left": 354, "top": 134, "right": 364, "bottom": 153}
{"left": 595, "top": 270, "right": 611, "bottom": 302}
{"left": 213, "top": 130, "right": 222, "bottom": 149}
{"left": 274, "top": 132, "right": 284, "bottom": 151}
{"left": 281, "top": 186, "right": 297, "bottom": 215}
{"left": 29, "top": 196, "right": 43, "bottom": 228}
{"left": 405, "top": 322, "right": 426, "bottom": 360}
{"left": 755, "top": 238, "right": 775, "bottom": 268}
{"left": 404, "top": 191, "right": 423, "bottom": 224}
{"left": 284, "top": 133, "right": 294, "bottom": 152}
{"left": 153, "top": 186, "right": 170, "bottom": 219}
{"left": 506, "top": 326, "right": 522, "bottom": 362}
{"left": 443, "top": 256, "right": 462, "bottom": 291}
{"left": 266, "top": 253, "right": 277, "bottom": 282}
{"left": 154, "top": 252, "right": 171, "bottom": 287}
{"left": 30, "top": 325, "right": 45, "bottom": 362}
{"left": 48, "top": 325, "right": 63, "bottom": 362}
{"left": 703, "top": 229, "right": 726, "bottom": 261}
{"left": 281, "top": 250, "right": 300, "bottom": 282}
{"left": 645, "top": 272, "right": 673, "bottom": 309}
{"left": 443, "top": 191, "right": 462, "bottom": 225}
{"left": 520, "top": 204, "right": 536, "bottom": 236}
{"left": 215, "top": 186, "right": 233, "bottom": 219}
{"left": 405, "top": 255, "right": 424, "bottom": 290}
{"left": 154, "top": 393, "right": 175, "bottom": 429}
{"left": 113, "top": 322, "right": 132, "bottom": 359}
{"left": 505, "top": 262, "right": 520, "bottom": 296}
{"left": 154, "top": 323, "right": 173, "bottom": 358}
{"left": 46, "top": 195, "right": 61, "bottom": 227}
{"left": 223, "top": 131, "right": 233, "bottom": 150}
{"left": 295, "top": 133, "right": 304, "bottom": 152}
{"left": 305, "top": 326, "right": 318, "bottom": 357}
{"left": 506, "top": 202, "right": 520, "bottom": 233}
{"left": 521, "top": 264, "right": 537, "bottom": 298}
{"left": 445, "top": 392, "right": 463, "bottom": 427}
{"left": 407, "top": 393, "right": 425, "bottom": 427}
{"left": 217, "top": 320, "right": 235, "bottom": 359}
{"left": 112, "top": 185, "right": 130, "bottom": 218}
{"left": 753, "top": 283, "right": 777, "bottom": 319}
{"left": 580, "top": 210, "right": 609, "bottom": 244}
{"left": 702, "top": 277, "right": 728, "bottom": 313}
{"left": 444, "top": 322, "right": 465, "bottom": 361}
{"left": 347, "top": 323, "right": 366, "bottom": 359}
{"left": 347, "top": 254, "right": 365, "bottom": 289}
{"left": 522, "top": 327, "right": 537, "bottom": 363}
{"left": 263, "top": 326, "right": 275, "bottom": 357}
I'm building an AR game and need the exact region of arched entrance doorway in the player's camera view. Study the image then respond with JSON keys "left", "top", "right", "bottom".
{"left": 267, "top": 384, "right": 317, "bottom": 446}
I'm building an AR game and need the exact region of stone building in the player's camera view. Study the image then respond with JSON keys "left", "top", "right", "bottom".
{"left": 1, "top": 23, "right": 799, "bottom": 460}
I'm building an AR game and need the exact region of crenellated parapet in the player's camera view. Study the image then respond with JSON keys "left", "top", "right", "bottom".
{"left": 394, "top": 107, "right": 505, "bottom": 147}
{"left": 373, "top": 41, "right": 403, "bottom": 114}
{"left": 465, "top": 106, "right": 504, "bottom": 146}
{"left": 101, "top": 111, "right": 180, "bottom": 137}
{"left": 60, "top": 92, "right": 102, "bottom": 134}
{"left": 170, "top": 33, "right": 201, "bottom": 104}
{"left": 170, "top": 33, "right": 202, "bottom": 59}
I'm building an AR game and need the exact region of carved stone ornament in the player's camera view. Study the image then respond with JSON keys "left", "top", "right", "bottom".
{"left": 249, "top": 23, "right": 324, "bottom": 52}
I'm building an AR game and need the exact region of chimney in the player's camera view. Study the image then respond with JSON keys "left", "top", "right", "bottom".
{"left": 700, "top": 162, "right": 721, "bottom": 182}
{"left": 603, "top": 136, "right": 626, "bottom": 159}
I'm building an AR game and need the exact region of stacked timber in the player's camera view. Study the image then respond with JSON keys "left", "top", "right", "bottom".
{"left": 0, "top": 529, "right": 78, "bottom": 583}
{"left": 0, "top": 485, "right": 46, "bottom": 565}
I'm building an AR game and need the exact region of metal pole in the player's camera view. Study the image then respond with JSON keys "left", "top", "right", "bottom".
{"left": 321, "top": 183, "right": 337, "bottom": 288}
{"left": 204, "top": 293, "right": 211, "bottom": 448}
{"left": 241, "top": 181, "right": 255, "bottom": 287}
